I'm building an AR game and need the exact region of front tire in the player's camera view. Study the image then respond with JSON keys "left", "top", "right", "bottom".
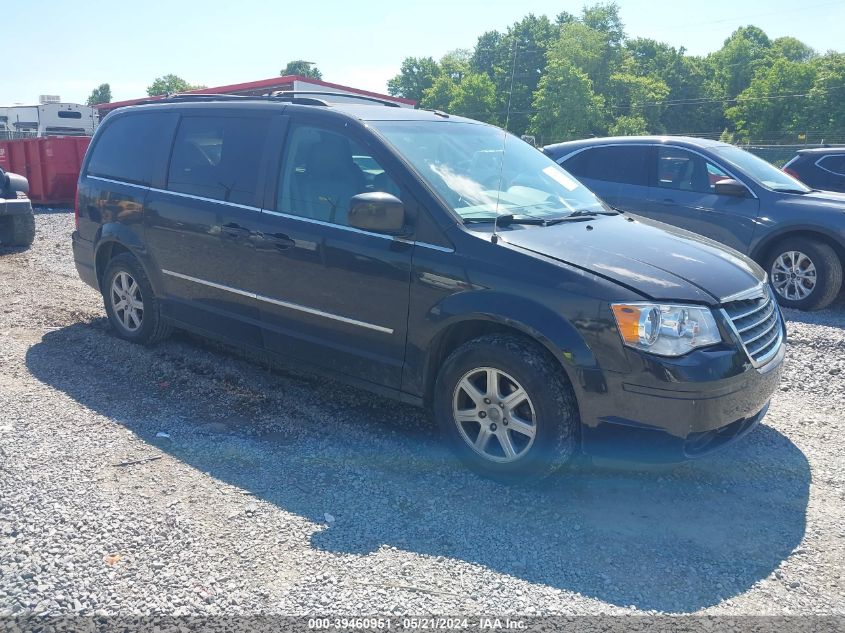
{"left": 765, "top": 238, "right": 842, "bottom": 310}
{"left": 433, "top": 334, "right": 578, "bottom": 483}
{"left": 102, "top": 253, "right": 172, "bottom": 344}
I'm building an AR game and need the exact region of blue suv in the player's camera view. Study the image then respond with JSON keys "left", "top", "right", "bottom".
{"left": 544, "top": 136, "right": 845, "bottom": 310}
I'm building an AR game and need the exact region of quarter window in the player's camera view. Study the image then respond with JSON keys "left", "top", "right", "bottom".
{"left": 657, "top": 147, "right": 729, "bottom": 194}
{"left": 168, "top": 116, "right": 270, "bottom": 206}
{"left": 277, "top": 124, "right": 399, "bottom": 225}
{"left": 87, "top": 113, "right": 173, "bottom": 186}
{"left": 562, "top": 146, "right": 650, "bottom": 186}
{"left": 817, "top": 155, "right": 845, "bottom": 176}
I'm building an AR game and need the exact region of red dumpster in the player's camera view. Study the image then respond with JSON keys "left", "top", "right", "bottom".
{"left": 0, "top": 136, "right": 91, "bottom": 206}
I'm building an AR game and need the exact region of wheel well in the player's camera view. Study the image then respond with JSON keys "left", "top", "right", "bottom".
{"left": 423, "top": 319, "right": 565, "bottom": 406}
{"left": 95, "top": 242, "right": 131, "bottom": 286}
{"left": 756, "top": 230, "right": 845, "bottom": 269}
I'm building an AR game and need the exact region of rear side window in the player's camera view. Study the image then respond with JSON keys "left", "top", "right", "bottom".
{"left": 167, "top": 116, "right": 270, "bottom": 206}
{"left": 563, "top": 146, "right": 650, "bottom": 186}
{"left": 87, "top": 113, "right": 174, "bottom": 186}
{"left": 817, "top": 155, "right": 845, "bottom": 176}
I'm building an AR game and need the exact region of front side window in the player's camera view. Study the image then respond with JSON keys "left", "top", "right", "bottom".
{"left": 277, "top": 124, "right": 399, "bottom": 225}
{"left": 372, "top": 121, "right": 606, "bottom": 221}
{"left": 713, "top": 144, "right": 809, "bottom": 193}
{"left": 87, "top": 113, "right": 173, "bottom": 185}
{"left": 657, "top": 147, "right": 728, "bottom": 194}
{"left": 168, "top": 116, "right": 270, "bottom": 206}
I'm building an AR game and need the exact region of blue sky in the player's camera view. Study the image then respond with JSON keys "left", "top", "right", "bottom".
{"left": 9, "top": 0, "right": 844, "bottom": 105}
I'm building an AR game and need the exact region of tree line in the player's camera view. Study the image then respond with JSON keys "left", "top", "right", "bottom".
{"left": 386, "top": 3, "right": 845, "bottom": 145}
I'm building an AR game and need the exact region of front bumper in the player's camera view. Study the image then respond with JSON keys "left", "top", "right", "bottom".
{"left": 579, "top": 338, "right": 785, "bottom": 462}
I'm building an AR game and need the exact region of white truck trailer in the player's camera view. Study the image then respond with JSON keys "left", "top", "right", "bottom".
{"left": 0, "top": 101, "right": 98, "bottom": 139}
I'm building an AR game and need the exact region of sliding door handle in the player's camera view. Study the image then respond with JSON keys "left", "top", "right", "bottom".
{"left": 264, "top": 232, "right": 295, "bottom": 249}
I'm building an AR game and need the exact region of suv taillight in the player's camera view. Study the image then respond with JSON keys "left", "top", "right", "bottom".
{"left": 74, "top": 185, "right": 80, "bottom": 230}
{"left": 783, "top": 166, "right": 800, "bottom": 179}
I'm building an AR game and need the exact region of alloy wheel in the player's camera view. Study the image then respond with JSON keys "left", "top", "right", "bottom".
{"left": 452, "top": 367, "right": 537, "bottom": 463}
{"left": 111, "top": 271, "right": 144, "bottom": 332}
{"left": 771, "top": 250, "right": 817, "bottom": 301}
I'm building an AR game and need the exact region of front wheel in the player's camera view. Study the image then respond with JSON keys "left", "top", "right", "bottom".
{"left": 433, "top": 334, "right": 578, "bottom": 483}
{"left": 765, "top": 238, "right": 842, "bottom": 310}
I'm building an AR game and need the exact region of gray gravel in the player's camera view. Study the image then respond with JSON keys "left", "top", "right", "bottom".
{"left": 0, "top": 209, "right": 843, "bottom": 617}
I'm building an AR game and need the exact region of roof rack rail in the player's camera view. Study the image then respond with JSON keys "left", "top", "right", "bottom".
{"left": 134, "top": 93, "right": 266, "bottom": 106}
{"left": 268, "top": 90, "right": 401, "bottom": 107}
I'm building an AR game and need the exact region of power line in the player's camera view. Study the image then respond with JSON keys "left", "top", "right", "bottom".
{"left": 655, "top": 1, "right": 843, "bottom": 30}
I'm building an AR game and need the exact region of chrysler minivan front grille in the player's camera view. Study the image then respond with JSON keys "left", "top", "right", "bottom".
{"left": 722, "top": 286, "right": 783, "bottom": 367}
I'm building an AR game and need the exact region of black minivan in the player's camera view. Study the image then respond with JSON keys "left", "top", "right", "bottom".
{"left": 73, "top": 94, "right": 785, "bottom": 481}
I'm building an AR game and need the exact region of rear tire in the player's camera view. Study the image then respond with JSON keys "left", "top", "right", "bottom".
{"left": 765, "top": 237, "right": 842, "bottom": 310}
{"left": 102, "top": 253, "right": 172, "bottom": 344}
{"left": 433, "top": 334, "right": 579, "bottom": 483}
{"left": 0, "top": 212, "right": 35, "bottom": 247}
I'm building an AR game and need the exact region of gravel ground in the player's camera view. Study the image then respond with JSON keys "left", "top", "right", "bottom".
{"left": 0, "top": 208, "right": 843, "bottom": 618}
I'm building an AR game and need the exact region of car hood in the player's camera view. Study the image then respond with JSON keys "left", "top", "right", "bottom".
{"left": 499, "top": 214, "right": 765, "bottom": 305}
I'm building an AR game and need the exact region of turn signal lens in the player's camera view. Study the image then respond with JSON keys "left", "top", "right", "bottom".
{"left": 611, "top": 303, "right": 721, "bottom": 357}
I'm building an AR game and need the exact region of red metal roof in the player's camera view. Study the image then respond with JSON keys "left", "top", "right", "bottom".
{"left": 97, "top": 75, "right": 415, "bottom": 113}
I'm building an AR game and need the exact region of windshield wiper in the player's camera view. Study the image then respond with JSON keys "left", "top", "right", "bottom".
{"left": 463, "top": 214, "right": 548, "bottom": 226}
{"left": 464, "top": 211, "right": 611, "bottom": 227}
{"left": 567, "top": 208, "right": 621, "bottom": 217}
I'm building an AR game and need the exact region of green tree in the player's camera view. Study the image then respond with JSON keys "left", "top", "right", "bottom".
{"left": 281, "top": 60, "right": 323, "bottom": 79}
{"left": 607, "top": 71, "right": 670, "bottom": 133}
{"left": 449, "top": 73, "right": 499, "bottom": 123}
{"left": 769, "top": 37, "right": 815, "bottom": 63}
{"left": 440, "top": 49, "right": 472, "bottom": 82}
{"left": 469, "top": 13, "right": 556, "bottom": 135}
{"left": 420, "top": 75, "right": 458, "bottom": 111}
{"left": 387, "top": 56, "right": 440, "bottom": 102}
{"left": 551, "top": 21, "right": 620, "bottom": 100}
{"left": 529, "top": 58, "right": 603, "bottom": 143}
{"left": 725, "top": 58, "right": 816, "bottom": 141}
{"left": 86, "top": 83, "right": 111, "bottom": 106}
{"left": 709, "top": 26, "right": 772, "bottom": 98}
{"left": 609, "top": 114, "right": 648, "bottom": 136}
{"left": 802, "top": 52, "right": 845, "bottom": 139}
{"left": 624, "top": 39, "right": 720, "bottom": 133}
{"left": 146, "top": 74, "right": 205, "bottom": 96}
{"left": 581, "top": 2, "right": 625, "bottom": 47}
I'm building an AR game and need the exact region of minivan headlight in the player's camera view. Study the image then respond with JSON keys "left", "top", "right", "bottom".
{"left": 611, "top": 303, "right": 721, "bottom": 357}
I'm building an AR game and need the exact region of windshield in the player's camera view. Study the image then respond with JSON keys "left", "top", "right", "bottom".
{"left": 371, "top": 121, "right": 608, "bottom": 221}
{"left": 713, "top": 145, "right": 811, "bottom": 193}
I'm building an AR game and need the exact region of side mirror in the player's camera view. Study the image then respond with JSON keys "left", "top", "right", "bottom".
{"left": 348, "top": 192, "right": 406, "bottom": 235}
{"left": 714, "top": 179, "right": 750, "bottom": 198}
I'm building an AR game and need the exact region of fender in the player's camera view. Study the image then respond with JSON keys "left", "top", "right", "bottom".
{"left": 750, "top": 222, "right": 845, "bottom": 262}
{"left": 406, "top": 288, "right": 607, "bottom": 404}
{"left": 93, "top": 222, "right": 166, "bottom": 295}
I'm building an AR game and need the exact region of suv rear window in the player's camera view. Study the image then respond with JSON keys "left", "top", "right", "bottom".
{"left": 563, "top": 146, "right": 650, "bottom": 186}
{"left": 168, "top": 116, "right": 270, "bottom": 206}
{"left": 87, "top": 113, "right": 174, "bottom": 186}
{"left": 817, "top": 155, "right": 845, "bottom": 176}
